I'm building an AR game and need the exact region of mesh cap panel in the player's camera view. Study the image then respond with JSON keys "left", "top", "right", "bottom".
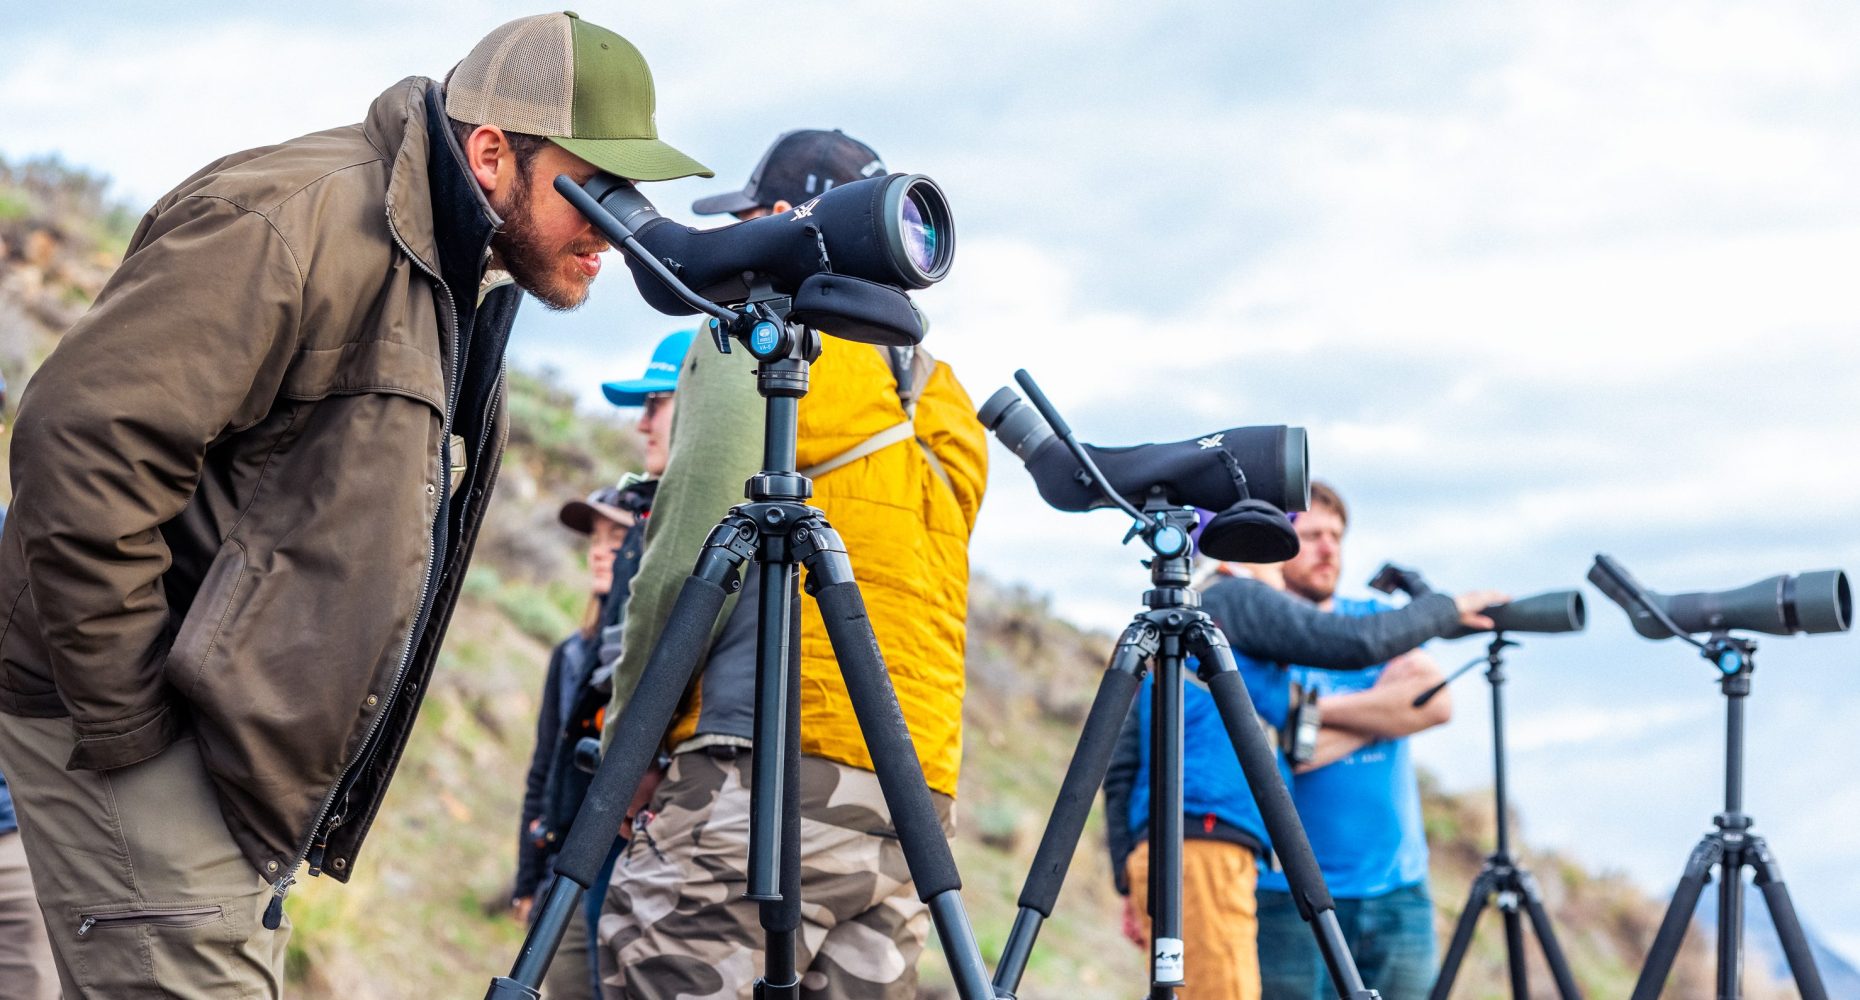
{"left": 446, "top": 13, "right": 575, "bottom": 136}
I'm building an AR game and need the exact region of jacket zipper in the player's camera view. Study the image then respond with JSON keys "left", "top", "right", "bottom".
{"left": 79, "top": 905, "right": 223, "bottom": 936}
{"left": 264, "top": 208, "right": 461, "bottom": 928}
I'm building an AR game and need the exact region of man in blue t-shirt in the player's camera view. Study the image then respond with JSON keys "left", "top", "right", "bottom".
{"left": 1256, "top": 483, "right": 1460, "bottom": 1000}
{"left": 1100, "top": 481, "right": 1501, "bottom": 1000}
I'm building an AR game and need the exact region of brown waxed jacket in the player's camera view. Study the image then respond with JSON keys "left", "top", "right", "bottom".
{"left": 0, "top": 77, "right": 521, "bottom": 887}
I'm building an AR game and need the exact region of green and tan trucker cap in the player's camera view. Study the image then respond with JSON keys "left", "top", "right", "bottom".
{"left": 446, "top": 11, "right": 712, "bottom": 181}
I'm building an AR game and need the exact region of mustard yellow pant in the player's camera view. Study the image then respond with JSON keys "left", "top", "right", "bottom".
{"left": 1127, "top": 838, "right": 1262, "bottom": 1000}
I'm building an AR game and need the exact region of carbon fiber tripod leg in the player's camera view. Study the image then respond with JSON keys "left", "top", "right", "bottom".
{"left": 993, "top": 620, "right": 1152, "bottom": 997}
{"left": 488, "top": 517, "right": 753, "bottom": 998}
{"left": 1186, "top": 621, "right": 1377, "bottom": 1000}
{"left": 1502, "top": 902, "right": 1529, "bottom": 999}
{"left": 1429, "top": 867, "right": 1499, "bottom": 1000}
{"left": 1631, "top": 836, "right": 1722, "bottom": 1000}
{"left": 1748, "top": 836, "right": 1828, "bottom": 1000}
{"left": 1518, "top": 868, "right": 1583, "bottom": 1000}
{"left": 799, "top": 521, "right": 998, "bottom": 1000}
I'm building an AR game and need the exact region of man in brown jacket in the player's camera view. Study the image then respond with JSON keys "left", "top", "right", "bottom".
{"left": 0, "top": 13, "right": 709, "bottom": 997}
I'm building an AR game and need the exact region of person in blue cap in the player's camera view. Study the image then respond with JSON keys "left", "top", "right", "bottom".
{"left": 602, "top": 328, "right": 696, "bottom": 480}
{"left": 510, "top": 330, "right": 692, "bottom": 1000}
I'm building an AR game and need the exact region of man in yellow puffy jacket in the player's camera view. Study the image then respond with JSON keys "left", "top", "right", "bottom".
{"left": 595, "top": 130, "right": 987, "bottom": 1000}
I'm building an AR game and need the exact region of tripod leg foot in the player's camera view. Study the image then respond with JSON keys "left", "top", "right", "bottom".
{"left": 1631, "top": 837, "right": 1722, "bottom": 1000}
{"left": 1748, "top": 837, "right": 1828, "bottom": 1000}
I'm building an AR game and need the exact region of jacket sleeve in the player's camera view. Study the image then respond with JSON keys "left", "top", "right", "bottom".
{"left": 601, "top": 340, "right": 764, "bottom": 747}
{"left": 915, "top": 361, "right": 988, "bottom": 532}
{"left": 516, "top": 640, "right": 569, "bottom": 900}
{"left": 10, "top": 195, "right": 304, "bottom": 770}
{"left": 1102, "top": 699, "right": 1143, "bottom": 896}
{"left": 1204, "top": 578, "right": 1460, "bottom": 670}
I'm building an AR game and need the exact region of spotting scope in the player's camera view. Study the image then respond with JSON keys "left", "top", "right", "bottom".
{"left": 978, "top": 387, "right": 1309, "bottom": 516}
{"left": 556, "top": 172, "right": 951, "bottom": 346}
{"left": 1588, "top": 555, "right": 1851, "bottom": 639}
{"left": 1368, "top": 562, "right": 1586, "bottom": 634}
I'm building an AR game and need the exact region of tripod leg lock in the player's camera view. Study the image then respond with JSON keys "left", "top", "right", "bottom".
{"left": 1746, "top": 836, "right": 1784, "bottom": 885}
{"left": 1684, "top": 836, "right": 1725, "bottom": 882}
{"left": 1114, "top": 620, "right": 1163, "bottom": 669}
{"left": 1180, "top": 618, "right": 1237, "bottom": 681}
{"left": 793, "top": 517, "right": 855, "bottom": 591}
{"left": 693, "top": 515, "right": 760, "bottom": 590}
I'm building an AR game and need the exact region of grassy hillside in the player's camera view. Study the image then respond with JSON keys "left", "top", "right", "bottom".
{"left": 0, "top": 156, "right": 1791, "bottom": 999}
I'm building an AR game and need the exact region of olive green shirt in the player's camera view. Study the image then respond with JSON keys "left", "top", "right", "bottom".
{"left": 602, "top": 332, "right": 764, "bottom": 744}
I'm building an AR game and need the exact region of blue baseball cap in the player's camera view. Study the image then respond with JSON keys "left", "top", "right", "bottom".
{"left": 602, "top": 329, "right": 696, "bottom": 407}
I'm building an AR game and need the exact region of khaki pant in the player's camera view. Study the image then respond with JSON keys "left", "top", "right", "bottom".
{"left": 598, "top": 751, "right": 954, "bottom": 1000}
{"left": 0, "top": 712, "right": 289, "bottom": 999}
{"left": 1127, "top": 838, "right": 1262, "bottom": 1000}
{"left": 0, "top": 827, "right": 60, "bottom": 1000}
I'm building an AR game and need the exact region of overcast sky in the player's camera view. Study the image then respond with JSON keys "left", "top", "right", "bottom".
{"left": 7, "top": 0, "right": 1859, "bottom": 969}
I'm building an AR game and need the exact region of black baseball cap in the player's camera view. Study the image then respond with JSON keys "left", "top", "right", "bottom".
{"left": 691, "top": 129, "right": 885, "bottom": 216}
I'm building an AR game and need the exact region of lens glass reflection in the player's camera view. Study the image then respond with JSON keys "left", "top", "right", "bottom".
{"left": 901, "top": 192, "right": 938, "bottom": 275}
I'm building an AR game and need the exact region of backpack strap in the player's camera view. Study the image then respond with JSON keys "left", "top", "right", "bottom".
{"left": 796, "top": 345, "right": 952, "bottom": 491}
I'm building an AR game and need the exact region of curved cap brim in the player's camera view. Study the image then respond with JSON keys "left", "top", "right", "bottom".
{"left": 691, "top": 189, "right": 762, "bottom": 216}
{"left": 551, "top": 135, "right": 713, "bottom": 182}
{"left": 602, "top": 376, "right": 677, "bottom": 406}
{"left": 559, "top": 498, "right": 633, "bottom": 533}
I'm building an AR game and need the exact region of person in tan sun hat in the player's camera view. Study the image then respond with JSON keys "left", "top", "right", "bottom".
{"left": 0, "top": 12, "right": 705, "bottom": 998}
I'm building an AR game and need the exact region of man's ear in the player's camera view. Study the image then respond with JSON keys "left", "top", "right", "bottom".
{"left": 462, "top": 124, "right": 509, "bottom": 194}
{"left": 771, "top": 199, "right": 793, "bottom": 215}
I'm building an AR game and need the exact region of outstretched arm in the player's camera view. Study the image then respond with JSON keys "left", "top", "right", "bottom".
{"left": 1202, "top": 578, "right": 1448, "bottom": 669}
{"left": 1203, "top": 577, "right": 1504, "bottom": 671}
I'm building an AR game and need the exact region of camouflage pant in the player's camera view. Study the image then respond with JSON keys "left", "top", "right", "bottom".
{"left": 597, "top": 750, "right": 955, "bottom": 1000}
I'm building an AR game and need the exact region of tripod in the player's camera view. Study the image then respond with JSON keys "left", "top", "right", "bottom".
{"left": 486, "top": 295, "right": 994, "bottom": 999}
{"left": 985, "top": 501, "right": 1377, "bottom": 1000}
{"left": 1631, "top": 635, "right": 1826, "bottom": 1000}
{"left": 1426, "top": 636, "right": 1581, "bottom": 1000}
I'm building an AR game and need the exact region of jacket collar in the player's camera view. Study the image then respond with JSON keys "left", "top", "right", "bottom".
{"left": 365, "top": 77, "right": 504, "bottom": 292}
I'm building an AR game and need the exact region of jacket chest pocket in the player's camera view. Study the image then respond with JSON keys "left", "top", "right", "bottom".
{"left": 280, "top": 339, "right": 446, "bottom": 416}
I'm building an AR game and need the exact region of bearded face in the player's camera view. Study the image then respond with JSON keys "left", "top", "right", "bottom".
{"left": 490, "top": 143, "right": 611, "bottom": 311}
